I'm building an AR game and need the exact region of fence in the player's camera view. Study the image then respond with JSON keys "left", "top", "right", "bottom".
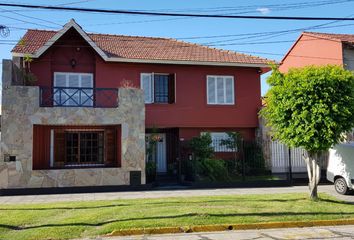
{"left": 267, "top": 139, "right": 328, "bottom": 173}
{"left": 40, "top": 87, "right": 119, "bottom": 108}
{"left": 179, "top": 137, "right": 330, "bottom": 183}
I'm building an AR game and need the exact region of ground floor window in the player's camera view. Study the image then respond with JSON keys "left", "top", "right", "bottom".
{"left": 32, "top": 125, "right": 121, "bottom": 169}
{"left": 65, "top": 131, "right": 104, "bottom": 166}
{"left": 202, "top": 132, "right": 236, "bottom": 152}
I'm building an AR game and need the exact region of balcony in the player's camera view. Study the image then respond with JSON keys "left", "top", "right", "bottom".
{"left": 40, "top": 87, "right": 118, "bottom": 108}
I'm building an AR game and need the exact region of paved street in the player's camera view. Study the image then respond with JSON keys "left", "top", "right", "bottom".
{"left": 97, "top": 225, "right": 354, "bottom": 240}
{"left": 0, "top": 184, "right": 352, "bottom": 204}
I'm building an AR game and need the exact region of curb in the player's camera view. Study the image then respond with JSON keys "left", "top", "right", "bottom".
{"left": 107, "top": 219, "right": 354, "bottom": 237}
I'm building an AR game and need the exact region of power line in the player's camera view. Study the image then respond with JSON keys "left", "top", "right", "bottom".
{"left": 0, "top": 8, "right": 62, "bottom": 27}
{"left": 0, "top": 14, "right": 57, "bottom": 29}
{"left": 1, "top": 3, "right": 354, "bottom": 21}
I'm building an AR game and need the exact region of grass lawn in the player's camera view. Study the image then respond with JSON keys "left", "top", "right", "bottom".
{"left": 0, "top": 193, "right": 353, "bottom": 240}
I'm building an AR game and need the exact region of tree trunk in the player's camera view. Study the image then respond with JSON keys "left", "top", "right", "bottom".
{"left": 303, "top": 152, "right": 321, "bottom": 201}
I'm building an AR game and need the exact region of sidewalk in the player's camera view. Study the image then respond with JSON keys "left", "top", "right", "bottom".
{"left": 0, "top": 184, "right": 352, "bottom": 204}
{"left": 99, "top": 225, "right": 354, "bottom": 240}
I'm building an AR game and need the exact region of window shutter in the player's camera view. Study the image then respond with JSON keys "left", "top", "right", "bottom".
{"left": 216, "top": 77, "right": 225, "bottom": 104}
{"left": 168, "top": 73, "right": 175, "bottom": 104}
{"left": 225, "top": 77, "right": 234, "bottom": 104}
{"left": 54, "top": 73, "right": 67, "bottom": 87}
{"left": 32, "top": 125, "right": 51, "bottom": 170}
{"left": 141, "top": 73, "right": 153, "bottom": 103}
{"left": 68, "top": 74, "right": 80, "bottom": 106}
{"left": 105, "top": 127, "right": 117, "bottom": 167}
{"left": 80, "top": 74, "right": 94, "bottom": 106}
{"left": 207, "top": 76, "right": 216, "bottom": 104}
{"left": 54, "top": 73, "right": 67, "bottom": 106}
{"left": 54, "top": 129, "right": 65, "bottom": 168}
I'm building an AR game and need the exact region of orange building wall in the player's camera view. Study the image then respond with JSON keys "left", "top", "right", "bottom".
{"left": 279, "top": 34, "right": 343, "bottom": 73}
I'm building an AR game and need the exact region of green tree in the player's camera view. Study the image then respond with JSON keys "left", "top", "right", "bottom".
{"left": 261, "top": 65, "right": 354, "bottom": 200}
{"left": 220, "top": 132, "right": 242, "bottom": 173}
{"left": 189, "top": 133, "right": 214, "bottom": 160}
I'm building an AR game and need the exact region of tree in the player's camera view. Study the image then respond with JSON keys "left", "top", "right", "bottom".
{"left": 261, "top": 65, "right": 354, "bottom": 200}
{"left": 220, "top": 132, "right": 242, "bottom": 173}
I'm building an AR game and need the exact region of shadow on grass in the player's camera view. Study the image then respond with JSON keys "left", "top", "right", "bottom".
{"left": 0, "top": 197, "right": 352, "bottom": 211}
{"left": 1, "top": 211, "right": 354, "bottom": 231}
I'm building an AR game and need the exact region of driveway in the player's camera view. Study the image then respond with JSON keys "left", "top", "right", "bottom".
{"left": 0, "top": 184, "right": 352, "bottom": 204}
{"left": 99, "top": 225, "right": 354, "bottom": 240}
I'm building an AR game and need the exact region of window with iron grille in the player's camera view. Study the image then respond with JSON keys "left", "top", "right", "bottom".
{"left": 65, "top": 131, "right": 104, "bottom": 166}
{"left": 141, "top": 73, "right": 175, "bottom": 104}
{"left": 201, "top": 132, "right": 236, "bottom": 152}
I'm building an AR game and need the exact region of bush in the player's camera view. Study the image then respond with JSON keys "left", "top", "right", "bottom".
{"left": 145, "top": 161, "right": 156, "bottom": 183}
{"left": 243, "top": 141, "right": 267, "bottom": 175}
{"left": 189, "top": 133, "right": 214, "bottom": 160}
{"left": 196, "top": 158, "right": 229, "bottom": 181}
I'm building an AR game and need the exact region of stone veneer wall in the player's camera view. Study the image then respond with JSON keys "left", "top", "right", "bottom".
{"left": 0, "top": 60, "right": 146, "bottom": 188}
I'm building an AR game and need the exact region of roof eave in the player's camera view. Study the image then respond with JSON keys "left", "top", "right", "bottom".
{"left": 11, "top": 52, "right": 269, "bottom": 68}
{"left": 15, "top": 19, "right": 109, "bottom": 60}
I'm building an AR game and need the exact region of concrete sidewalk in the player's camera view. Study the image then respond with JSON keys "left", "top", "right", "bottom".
{"left": 0, "top": 184, "right": 352, "bottom": 204}
{"left": 99, "top": 225, "right": 354, "bottom": 240}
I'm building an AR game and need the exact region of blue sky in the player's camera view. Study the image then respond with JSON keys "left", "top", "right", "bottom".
{"left": 1, "top": 0, "right": 354, "bottom": 96}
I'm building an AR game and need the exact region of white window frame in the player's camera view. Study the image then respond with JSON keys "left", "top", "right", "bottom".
{"left": 53, "top": 72, "right": 94, "bottom": 106}
{"left": 140, "top": 73, "right": 154, "bottom": 104}
{"left": 206, "top": 75, "right": 235, "bottom": 105}
{"left": 140, "top": 72, "right": 176, "bottom": 104}
{"left": 201, "top": 132, "right": 236, "bottom": 152}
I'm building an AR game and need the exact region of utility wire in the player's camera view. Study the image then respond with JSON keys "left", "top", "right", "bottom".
{"left": 1, "top": 3, "right": 354, "bottom": 21}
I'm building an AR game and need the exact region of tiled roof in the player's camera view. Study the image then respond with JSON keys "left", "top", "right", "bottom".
{"left": 12, "top": 29, "right": 271, "bottom": 66}
{"left": 304, "top": 31, "right": 354, "bottom": 43}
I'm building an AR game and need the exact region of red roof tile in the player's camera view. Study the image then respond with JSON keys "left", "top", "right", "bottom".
{"left": 12, "top": 29, "right": 271, "bottom": 66}
{"left": 304, "top": 31, "right": 354, "bottom": 43}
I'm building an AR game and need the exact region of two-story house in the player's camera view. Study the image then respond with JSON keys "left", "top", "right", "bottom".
{"left": 0, "top": 19, "right": 270, "bottom": 189}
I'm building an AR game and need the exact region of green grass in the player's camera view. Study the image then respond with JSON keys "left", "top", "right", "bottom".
{"left": 0, "top": 193, "right": 353, "bottom": 240}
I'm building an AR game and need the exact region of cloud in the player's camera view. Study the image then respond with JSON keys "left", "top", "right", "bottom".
{"left": 256, "top": 7, "right": 271, "bottom": 15}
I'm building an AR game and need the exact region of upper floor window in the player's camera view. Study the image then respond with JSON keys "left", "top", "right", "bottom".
{"left": 141, "top": 73, "right": 175, "bottom": 104}
{"left": 54, "top": 72, "right": 94, "bottom": 106}
{"left": 207, "top": 75, "right": 234, "bottom": 105}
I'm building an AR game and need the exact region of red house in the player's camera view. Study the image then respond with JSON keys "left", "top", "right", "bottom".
{"left": 0, "top": 19, "right": 270, "bottom": 189}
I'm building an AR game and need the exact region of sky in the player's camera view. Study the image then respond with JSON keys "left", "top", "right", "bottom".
{"left": 1, "top": 0, "right": 354, "bottom": 96}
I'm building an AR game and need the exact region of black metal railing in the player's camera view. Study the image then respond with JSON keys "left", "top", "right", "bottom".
{"left": 40, "top": 87, "right": 119, "bottom": 108}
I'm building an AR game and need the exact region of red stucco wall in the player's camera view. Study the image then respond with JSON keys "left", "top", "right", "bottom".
{"left": 279, "top": 34, "right": 343, "bottom": 73}
{"left": 28, "top": 29, "right": 262, "bottom": 138}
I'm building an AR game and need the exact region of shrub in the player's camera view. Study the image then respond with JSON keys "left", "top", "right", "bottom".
{"left": 188, "top": 133, "right": 214, "bottom": 160}
{"left": 145, "top": 161, "right": 156, "bottom": 183}
{"left": 196, "top": 158, "right": 229, "bottom": 181}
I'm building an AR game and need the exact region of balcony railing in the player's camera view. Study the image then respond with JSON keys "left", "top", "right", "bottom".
{"left": 40, "top": 87, "right": 119, "bottom": 108}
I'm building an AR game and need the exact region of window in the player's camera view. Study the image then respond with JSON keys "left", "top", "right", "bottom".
{"left": 207, "top": 75, "right": 234, "bottom": 105}
{"left": 141, "top": 73, "right": 175, "bottom": 104}
{"left": 203, "top": 132, "right": 236, "bottom": 152}
{"left": 65, "top": 131, "right": 104, "bottom": 166}
{"left": 54, "top": 72, "right": 94, "bottom": 106}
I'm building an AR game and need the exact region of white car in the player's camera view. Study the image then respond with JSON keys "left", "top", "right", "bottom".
{"left": 327, "top": 142, "right": 354, "bottom": 195}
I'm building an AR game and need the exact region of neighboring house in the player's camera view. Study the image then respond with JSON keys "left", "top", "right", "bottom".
{"left": 0, "top": 19, "right": 270, "bottom": 189}
{"left": 262, "top": 31, "right": 354, "bottom": 177}
{"left": 280, "top": 31, "right": 354, "bottom": 72}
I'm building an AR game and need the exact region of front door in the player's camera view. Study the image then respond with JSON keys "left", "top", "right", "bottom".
{"left": 146, "top": 133, "right": 167, "bottom": 173}
{"left": 156, "top": 133, "right": 167, "bottom": 173}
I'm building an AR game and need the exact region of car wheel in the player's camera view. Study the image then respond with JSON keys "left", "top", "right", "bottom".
{"left": 334, "top": 177, "right": 349, "bottom": 195}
